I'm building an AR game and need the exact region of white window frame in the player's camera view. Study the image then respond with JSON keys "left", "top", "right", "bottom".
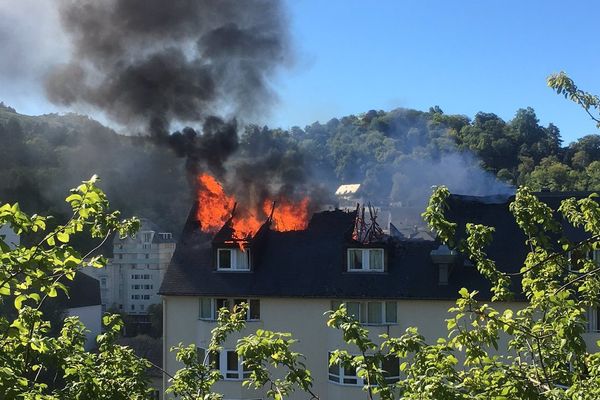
{"left": 347, "top": 248, "right": 385, "bottom": 272}
{"left": 199, "top": 297, "right": 260, "bottom": 321}
{"left": 567, "top": 249, "right": 599, "bottom": 272}
{"left": 331, "top": 300, "right": 397, "bottom": 325}
{"left": 328, "top": 352, "right": 399, "bottom": 386}
{"left": 198, "top": 348, "right": 250, "bottom": 381}
{"left": 217, "top": 248, "right": 251, "bottom": 271}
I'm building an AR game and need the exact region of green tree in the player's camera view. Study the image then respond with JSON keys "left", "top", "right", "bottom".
{"left": 548, "top": 72, "right": 600, "bottom": 128}
{"left": 0, "top": 175, "right": 152, "bottom": 399}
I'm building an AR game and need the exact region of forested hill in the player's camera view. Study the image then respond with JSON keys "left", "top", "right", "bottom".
{"left": 0, "top": 102, "right": 191, "bottom": 236}
{"left": 1, "top": 101, "right": 600, "bottom": 238}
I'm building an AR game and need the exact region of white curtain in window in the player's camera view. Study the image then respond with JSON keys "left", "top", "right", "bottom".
{"left": 369, "top": 249, "right": 384, "bottom": 270}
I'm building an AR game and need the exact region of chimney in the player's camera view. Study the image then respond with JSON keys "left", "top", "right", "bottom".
{"left": 430, "top": 245, "right": 457, "bottom": 285}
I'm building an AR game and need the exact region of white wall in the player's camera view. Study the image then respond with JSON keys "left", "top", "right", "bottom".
{"left": 164, "top": 296, "right": 600, "bottom": 400}
{"left": 0, "top": 224, "right": 20, "bottom": 249}
{"left": 66, "top": 305, "right": 102, "bottom": 350}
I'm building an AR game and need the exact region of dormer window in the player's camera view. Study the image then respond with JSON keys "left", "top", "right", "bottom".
{"left": 347, "top": 248, "right": 384, "bottom": 272}
{"left": 217, "top": 248, "right": 251, "bottom": 271}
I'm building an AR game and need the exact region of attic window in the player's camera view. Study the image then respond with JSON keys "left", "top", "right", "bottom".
{"left": 217, "top": 248, "right": 251, "bottom": 271}
{"left": 347, "top": 248, "right": 384, "bottom": 272}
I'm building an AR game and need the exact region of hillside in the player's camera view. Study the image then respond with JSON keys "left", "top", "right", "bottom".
{"left": 1, "top": 101, "right": 600, "bottom": 240}
{"left": 0, "top": 102, "right": 191, "bottom": 237}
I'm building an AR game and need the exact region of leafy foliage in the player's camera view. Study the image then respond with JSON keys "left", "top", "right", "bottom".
{"left": 0, "top": 176, "right": 151, "bottom": 399}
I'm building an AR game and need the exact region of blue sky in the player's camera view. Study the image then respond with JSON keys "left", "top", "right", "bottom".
{"left": 2, "top": 1, "right": 599, "bottom": 144}
{"left": 267, "top": 0, "right": 600, "bottom": 144}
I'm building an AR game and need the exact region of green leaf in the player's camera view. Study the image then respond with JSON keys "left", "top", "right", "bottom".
{"left": 57, "top": 231, "right": 69, "bottom": 243}
{"left": 14, "top": 294, "right": 26, "bottom": 310}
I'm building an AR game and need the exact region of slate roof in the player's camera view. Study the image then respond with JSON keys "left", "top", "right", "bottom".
{"left": 159, "top": 191, "right": 598, "bottom": 301}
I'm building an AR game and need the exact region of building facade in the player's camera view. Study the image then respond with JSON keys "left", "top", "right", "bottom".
{"left": 160, "top": 193, "right": 600, "bottom": 399}
{"left": 86, "top": 218, "right": 176, "bottom": 316}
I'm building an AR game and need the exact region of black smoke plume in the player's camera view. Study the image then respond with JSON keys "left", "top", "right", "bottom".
{"left": 46, "top": 0, "right": 292, "bottom": 178}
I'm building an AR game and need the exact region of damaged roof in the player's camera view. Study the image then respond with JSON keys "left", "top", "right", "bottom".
{"left": 159, "top": 191, "right": 597, "bottom": 301}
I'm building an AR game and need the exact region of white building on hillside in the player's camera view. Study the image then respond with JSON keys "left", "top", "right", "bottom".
{"left": 86, "top": 218, "right": 176, "bottom": 316}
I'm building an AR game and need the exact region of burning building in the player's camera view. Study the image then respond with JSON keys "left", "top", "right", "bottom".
{"left": 159, "top": 184, "right": 600, "bottom": 399}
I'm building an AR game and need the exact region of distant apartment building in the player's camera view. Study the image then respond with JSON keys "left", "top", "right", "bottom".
{"left": 86, "top": 218, "right": 176, "bottom": 318}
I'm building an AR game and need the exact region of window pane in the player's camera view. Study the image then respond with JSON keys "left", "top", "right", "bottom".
{"left": 235, "top": 249, "right": 250, "bottom": 270}
{"left": 347, "top": 302, "right": 360, "bottom": 320}
{"left": 197, "top": 347, "right": 206, "bottom": 364}
{"left": 382, "top": 356, "right": 400, "bottom": 382}
{"left": 343, "top": 364, "right": 358, "bottom": 384}
{"left": 218, "top": 249, "right": 231, "bottom": 269}
{"left": 249, "top": 299, "right": 260, "bottom": 320}
{"left": 216, "top": 298, "right": 229, "bottom": 316}
{"left": 200, "top": 298, "right": 212, "bottom": 319}
{"left": 367, "top": 302, "right": 382, "bottom": 324}
{"left": 328, "top": 361, "right": 339, "bottom": 376}
{"left": 209, "top": 351, "right": 220, "bottom": 370}
{"left": 328, "top": 352, "right": 340, "bottom": 382}
{"left": 348, "top": 249, "right": 363, "bottom": 270}
{"left": 227, "top": 351, "right": 238, "bottom": 372}
{"left": 242, "top": 359, "right": 251, "bottom": 378}
{"left": 369, "top": 249, "right": 384, "bottom": 270}
{"left": 234, "top": 298, "right": 246, "bottom": 309}
{"left": 385, "top": 301, "right": 397, "bottom": 323}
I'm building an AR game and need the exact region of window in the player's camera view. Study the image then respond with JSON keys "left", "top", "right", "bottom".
{"left": 587, "top": 307, "right": 600, "bottom": 333}
{"left": 331, "top": 300, "right": 397, "bottom": 325}
{"left": 328, "top": 352, "right": 399, "bottom": 386}
{"left": 143, "top": 295, "right": 150, "bottom": 300}
{"left": 198, "top": 348, "right": 220, "bottom": 369}
{"left": 143, "top": 244, "right": 151, "bottom": 249}
{"left": 347, "top": 248, "right": 384, "bottom": 271}
{"left": 199, "top": 298, "right": 260, "bottom": 321}
{"left": 145, "top": 254, "right": 149, "bottom": 259}
{"left": 198, "top": 348, "right": 249, "bottom": 380}
{"left": 217, "top": 248, "right": 251, "bottom": 271}
{"left": 143, "top": 232, "right": 152, "bottom": 242}
{"left": 141, "top": 304, "right": 145, "bottom": 311}
{"left": 328, "top": 352, "right": 358, "bottom": 385}
{"left": 131, "top": 304, "right": 135, "bottom": 310}
{"left": 100, "top": 277, "right": 107, "bottom": 287}
{"left": 118, "top": 254, "right": 123, "bottom": 259}
{"left": 381, "top": 356, "right": 400, "bottom": 383}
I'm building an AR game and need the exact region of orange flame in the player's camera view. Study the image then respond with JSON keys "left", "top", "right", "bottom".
{"left": 196, "top": 173, "right": 310, "bottom": 244}
{"left": 263, "top": 198, "right": 310, "bottom": 231}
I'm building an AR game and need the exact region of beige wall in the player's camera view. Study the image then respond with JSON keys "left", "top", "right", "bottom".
{"left": 163, "top": 296, "right": 600, "bottom": 400}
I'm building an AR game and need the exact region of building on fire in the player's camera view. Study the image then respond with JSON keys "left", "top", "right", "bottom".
{"left": 159, "top": 192, "right": 600, "bottom": 400}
